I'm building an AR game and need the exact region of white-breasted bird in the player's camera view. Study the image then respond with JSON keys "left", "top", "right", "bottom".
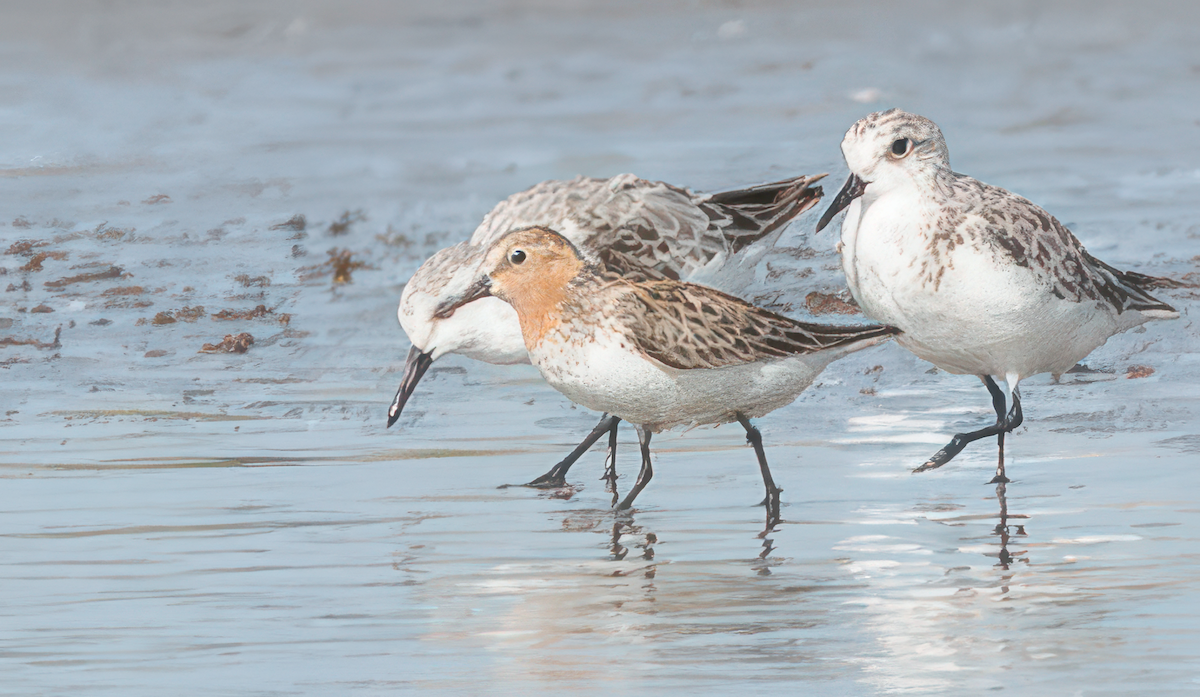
{"left": 816, "top": 109, "right": 1179, "bottom": 482}
{"left": 390, "top": 172, "right": 825, "bottom": 487}
{"left": 436, "top": 226, "right": 898, "bottom": 528}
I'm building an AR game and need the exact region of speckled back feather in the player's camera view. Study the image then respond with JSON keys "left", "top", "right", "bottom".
{"left": 472, "top": 173, "right": 823, "bottom": 281}
{"left": 594, "top": 274, "right": 899, "bottom": 370}
{"left": 934, "top": 172, "right": 1177, "bottom": 315}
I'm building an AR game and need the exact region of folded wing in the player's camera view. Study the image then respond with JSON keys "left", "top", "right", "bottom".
{"left": 614, "top": 279, "right": 899, "bottom": 370}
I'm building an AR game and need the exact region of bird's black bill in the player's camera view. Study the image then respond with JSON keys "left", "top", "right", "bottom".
{"left": 386, "top": 345, "right": 434, "bottom": 428}
{"left": 431, "top": 276, "right": 492, "bottom": 320}
{"left": 815, "top": 173, "right": 867, "bottom": 232}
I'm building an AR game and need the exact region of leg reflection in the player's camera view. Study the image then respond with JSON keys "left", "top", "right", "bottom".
{"left": 610, "top": 519, "right": 628, "bottom": 561}
{"left": 609, "top": 513, "right": 656, "bottom": 564}
{"left": 993, "top": 481, "right": 1028, "bottom": 571}
{"left": 751, "top": 534, "right": 775, "bottom": 576}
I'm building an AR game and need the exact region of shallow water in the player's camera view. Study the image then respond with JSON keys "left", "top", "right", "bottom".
{"left": 3, "top": 1, "right": 1200, "bottom": 694}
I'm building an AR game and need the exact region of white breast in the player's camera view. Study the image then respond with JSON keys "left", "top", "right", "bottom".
{"left": 531, "top": 330, "right": 879, "bottom": 431}
{"left": 841, "top": 189, "right": 1128, "bottom": 378}
{"left": 840, "top": 189, "right": 933, "bottom": 330}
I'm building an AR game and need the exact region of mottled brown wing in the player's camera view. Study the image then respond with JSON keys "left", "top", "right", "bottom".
{"left": 577, "top": 178, "right": 725, "bottom": 280}
{"left": 470, "top": 175, "right": 606, "bottom": 247}
{"left": 593, "top": 174, "right": 826, "bottom": 279}
{"left": 470, "top": 173, "right": 825, "bottom": 282}
{"left": 948, "top": 176, "right": 1177, "bottom": 315}
{"left": 615, "top": 278, "right": 899, "bottom": 370}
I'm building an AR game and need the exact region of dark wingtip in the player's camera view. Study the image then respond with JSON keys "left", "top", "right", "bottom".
{"left": 858, "top": 322, "right": 902, "bottom": 344}
{"left": 710, "top": 173, "right": 831, "bottom": 255}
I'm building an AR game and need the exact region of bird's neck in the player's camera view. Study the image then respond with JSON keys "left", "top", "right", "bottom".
{"left": 503, "top": 264, "right": 592, "bottom": 349}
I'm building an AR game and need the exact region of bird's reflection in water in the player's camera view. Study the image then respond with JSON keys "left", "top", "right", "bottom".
{"left": 601, "top": 436, "right": 619, "bottom": 508}
{"left": 752, "top": 500, "right": 783, "bottom": 575}
{"left": 609, "top": 512, "right": 655, "bottom": 564}
{"left": 752, "top": 535, "right": 776, "bottom": 576}
{"left": 550, "top": 440, "right": 781, "bottom": 575}
{"left": 993, "top": 482, "right": 1029, "bottom": 579}
{"left": 760, "top": 498, "right": 781, "bottom": 539}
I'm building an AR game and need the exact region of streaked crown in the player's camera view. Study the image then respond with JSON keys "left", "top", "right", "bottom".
{"left": 840, "top": 109, "right": 950, "bottom": 185}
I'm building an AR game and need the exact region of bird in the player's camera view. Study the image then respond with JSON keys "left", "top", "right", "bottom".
{"left": 815, "top": 108, "right": 1179, "bottom": 483}
{"left": 389, "top": 172, "right": 826, "bottom": 487}
{"left": 433, "top": 226, "right": 899, "bottom": 528}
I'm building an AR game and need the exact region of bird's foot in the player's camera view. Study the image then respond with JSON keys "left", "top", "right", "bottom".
{"left": 497, "top": 471, "right": 568, "bottom": 489}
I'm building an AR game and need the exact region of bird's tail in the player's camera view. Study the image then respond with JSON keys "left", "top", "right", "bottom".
{"left": 1119, "top": 269, "right": 1193, "bottom": 291}
{"left": 1082, "top": 250, "right": 1182, "bottom": 316}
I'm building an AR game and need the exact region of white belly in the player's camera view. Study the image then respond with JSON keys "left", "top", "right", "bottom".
{"left": 840, "top": 194, "right": 1123, "bottom": 379}
{"left": 530, "top": 331, "right": 859, "bottom": 431}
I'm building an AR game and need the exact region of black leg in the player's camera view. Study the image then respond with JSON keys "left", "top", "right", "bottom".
{"left": 913, "top": 421, "right": 1010, "bottom": 473}
{"left": 991, "top": 386, "right": 1022, "bottom": 484}
{"left": 984, "top": 375, "right": 1007, "bottom": 422}
{"left": 914, "top": 376, "right": 1011, "bottom": 474}
{"left": 616, "top": 426, "right": 653, "bottom": 511}
{"left": 1007, "top": 386, "right": 1023, "bottom": 430}
{"left": 523, "top": 414, "right": 619, "bottom": 488}
{"left": 989, "top": 376, "right": 1010, "bottom": 484}
{"left": 736, "top": 413, "right": 782, "bottom": 532}
{"left": 601, "top": 418, "right": 620, "bottom": 507}
{"left": 994, "top": 428, "right": 1009, "bottom": 484}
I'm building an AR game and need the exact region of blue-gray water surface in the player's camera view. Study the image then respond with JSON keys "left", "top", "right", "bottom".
{"left": 2, "top": 2, "right": 1199, "bottom": 695}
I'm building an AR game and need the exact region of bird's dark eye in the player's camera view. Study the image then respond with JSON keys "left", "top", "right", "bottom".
{"left": 891, "top": 138, "right": 911, "bottom": 156}
{"left": 509, "top": 249, "right": 526, "bottom": 265}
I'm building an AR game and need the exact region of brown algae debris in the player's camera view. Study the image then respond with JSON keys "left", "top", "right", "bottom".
{"left": 233, "top": 274, "right": 271, "bottom": 288}
{"left": 19, "top": 251, "right": 68, "bottom": 272}
{"left": 200, "top": 333, "right": 254, "bottom": 354}
{"left": 174, "top": 306, "right": 206, "bottom": 322}
{"left": 327, "top": 209, "right": 366, "bottom": 236}
{"left": 6, "top": 240, "right": 68, "bottom": 272}
{"left": 805, "top": 291, "right": 861, "bottom": 315}
{"left": 102, "top": 286, "right": 151, "bottom": 309}
{"left": 0, "top": 326, "right": 62, "bottom": 350}
{"left": 139, "top": 306, "right": 206, "bottom": 325}
{"left": 212, "top": 304, "right": 290, "bottom": 324}
{"left": 44, "top": 265, "right": 125, "bottom": 289}
{"left": 5, "top": 239, "right": 46, "bottom": 255}
{"left": 102, "top": 285, "right": 146, "bottom": 296}
{"left": 299, "top": 248, "right": 373, "bottom": 284}
{"left": 270, "top": 214, "right": 307, "bottom": 232}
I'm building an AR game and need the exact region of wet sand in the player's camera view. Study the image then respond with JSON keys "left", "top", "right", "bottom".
{"left": 2, "top": 2, "right": 1199, "bottom": 694}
